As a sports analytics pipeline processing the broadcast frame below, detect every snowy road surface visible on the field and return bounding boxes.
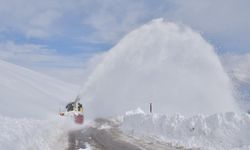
[67,118,192,150]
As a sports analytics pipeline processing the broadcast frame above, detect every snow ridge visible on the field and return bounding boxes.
[121,109,250,150]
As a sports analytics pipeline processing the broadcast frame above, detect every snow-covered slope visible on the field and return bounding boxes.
[122,109,250,150]
[0,59,79,119]
[0,59,81,150]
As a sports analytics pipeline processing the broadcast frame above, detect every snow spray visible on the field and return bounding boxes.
[80,18,238,118]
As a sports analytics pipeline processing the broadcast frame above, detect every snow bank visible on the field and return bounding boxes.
[121,109,250,150]
[81,18,238,118]
[0,115,68,150]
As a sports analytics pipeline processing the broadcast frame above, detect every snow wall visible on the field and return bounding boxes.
[81,18,238,118]
[121,109,250,150]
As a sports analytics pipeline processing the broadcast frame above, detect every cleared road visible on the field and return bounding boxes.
[66,118,193,150]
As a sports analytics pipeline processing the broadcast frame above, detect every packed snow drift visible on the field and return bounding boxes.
[81,18,238,118]
[121,109,250,150]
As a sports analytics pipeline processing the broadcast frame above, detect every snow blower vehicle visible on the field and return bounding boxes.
[59,96,84,124]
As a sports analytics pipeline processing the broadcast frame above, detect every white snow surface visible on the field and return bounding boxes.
[121,109,250,150]
[0,115,69,150]
[0,59,79,119]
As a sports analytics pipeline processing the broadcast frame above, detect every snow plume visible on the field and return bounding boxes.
[81,18,238,118]
[220,53,250,112]
[121,110,250,150]
[221,53,250,83]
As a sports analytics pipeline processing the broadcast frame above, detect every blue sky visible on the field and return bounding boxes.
[0,0,249,83]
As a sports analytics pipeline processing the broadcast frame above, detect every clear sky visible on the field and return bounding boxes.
[0,0,249,83]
